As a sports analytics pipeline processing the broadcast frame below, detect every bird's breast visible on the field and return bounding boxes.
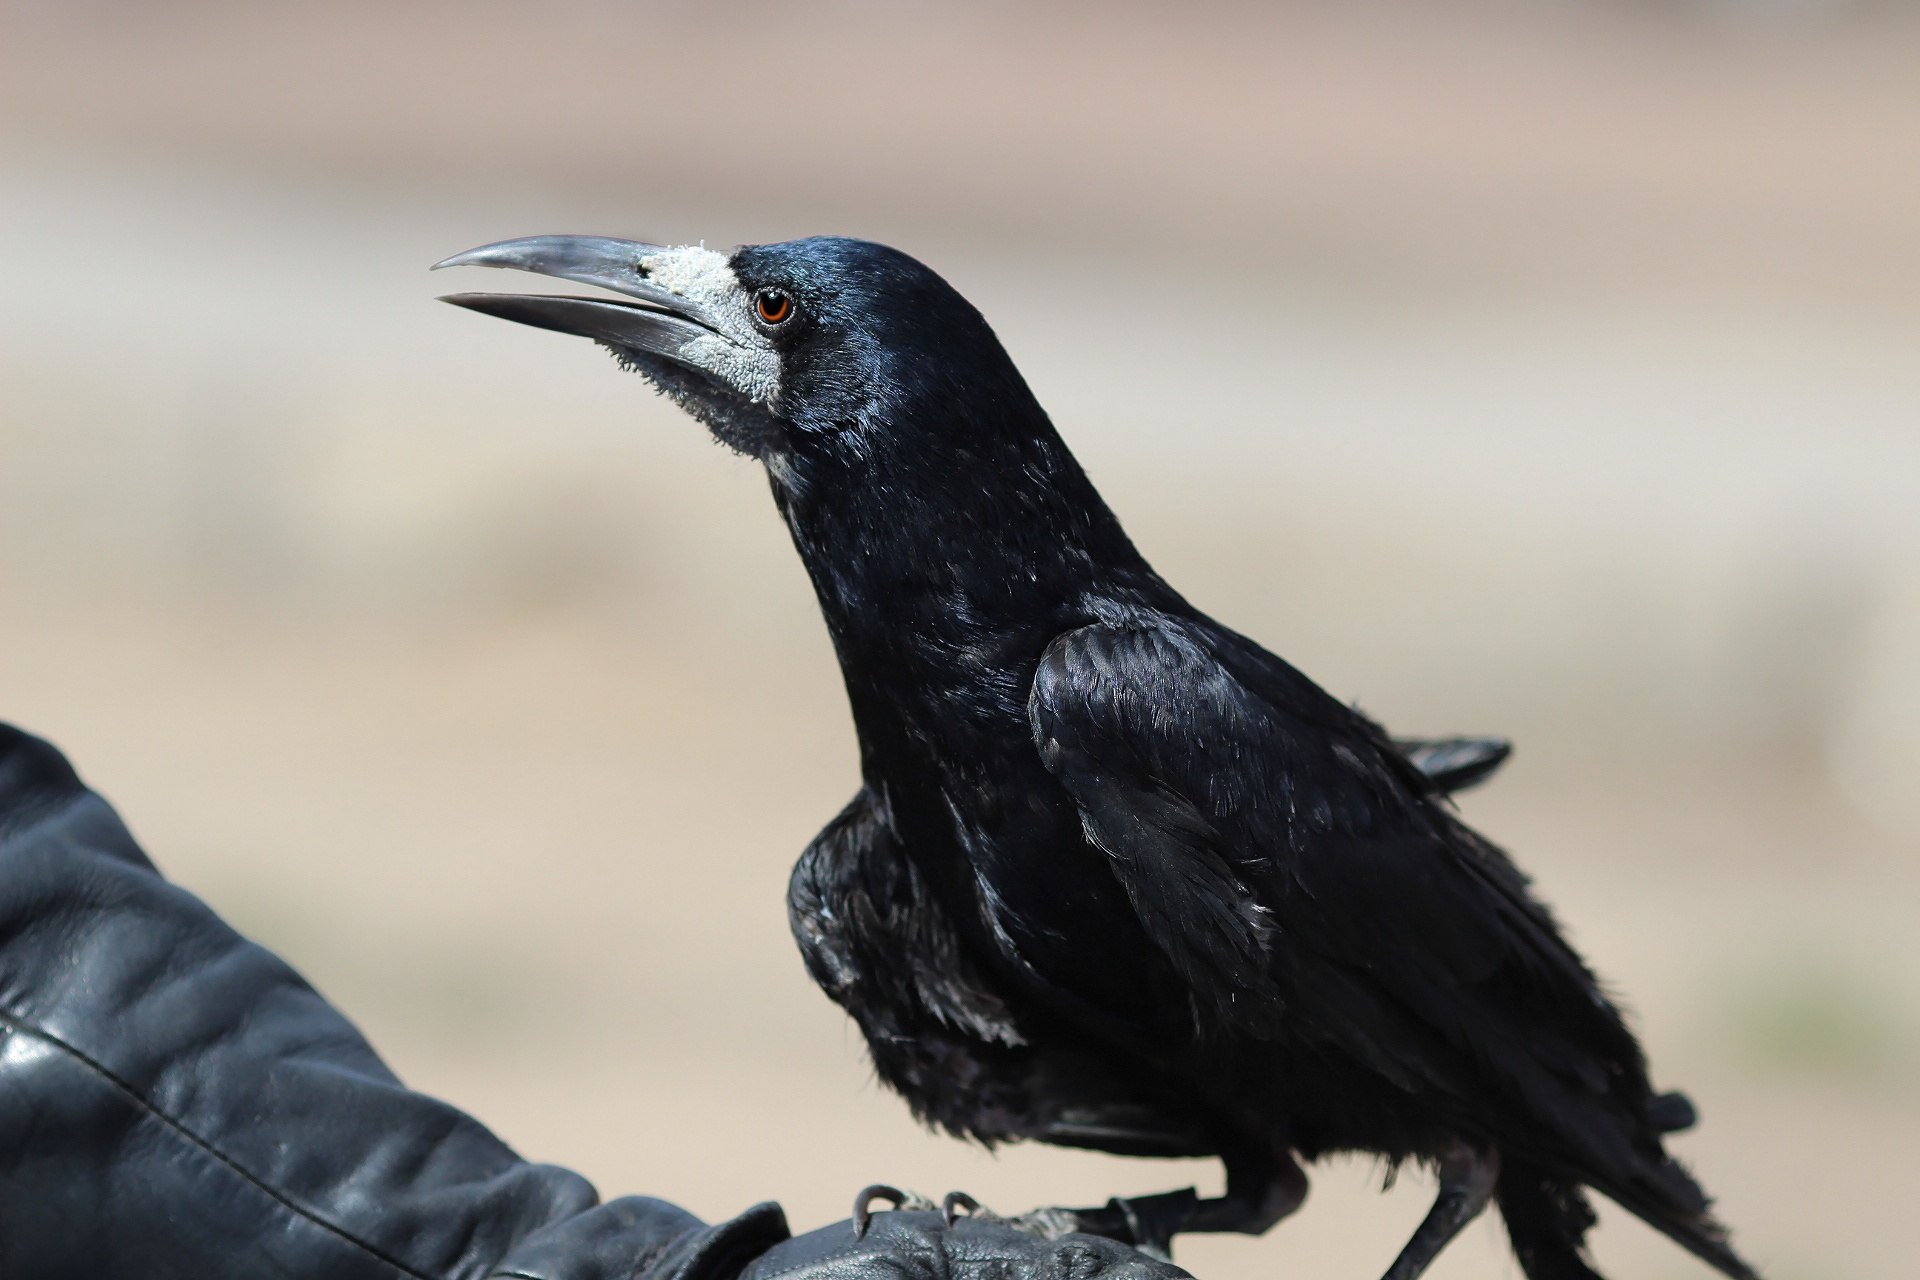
[896,766,1179,1042]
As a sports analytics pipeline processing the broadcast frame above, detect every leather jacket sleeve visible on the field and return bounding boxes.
[0,723,789,1280]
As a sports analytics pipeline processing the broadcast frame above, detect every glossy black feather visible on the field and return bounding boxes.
[789,788,1217,1157]
[1027,621,1683,1180]
[570,236,1750,1280]
[1395,736,1511,793]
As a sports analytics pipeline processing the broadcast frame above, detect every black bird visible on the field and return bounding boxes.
[435,235,1754,1280]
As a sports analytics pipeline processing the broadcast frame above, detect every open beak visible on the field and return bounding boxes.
[433,235,720,361]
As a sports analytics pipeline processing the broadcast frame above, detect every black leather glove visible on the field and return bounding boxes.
[0,723,1189,1280]
[743,1212,1185,1280]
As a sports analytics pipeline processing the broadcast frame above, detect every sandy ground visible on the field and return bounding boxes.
[3,4,1916,1278]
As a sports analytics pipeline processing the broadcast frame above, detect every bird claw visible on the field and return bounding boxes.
[942,1189,993,1228]
[852,1184,936,1239]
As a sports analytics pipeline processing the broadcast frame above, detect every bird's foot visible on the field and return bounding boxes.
[857,1185,1195,1260]
[852,1184,938,1239]
[1067,1190,1198,1261]
[939,1192,1079,1243]
[1103,1189,1199,1261]
[999,1189,1198,1261]
[1002,1206,1085,1242]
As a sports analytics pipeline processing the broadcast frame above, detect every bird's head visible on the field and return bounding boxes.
[435,235,1041,472]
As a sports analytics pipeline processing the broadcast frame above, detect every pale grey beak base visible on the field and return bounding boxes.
[435,233,784,423]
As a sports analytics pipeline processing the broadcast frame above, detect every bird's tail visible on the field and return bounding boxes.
[1496,1154,1760,1280]
[1495,1160,1606,1280]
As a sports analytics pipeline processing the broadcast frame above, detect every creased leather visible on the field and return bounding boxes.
[0,723,788,1280]
[739,1212,1188,1280]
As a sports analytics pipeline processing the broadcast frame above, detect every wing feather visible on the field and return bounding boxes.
[1029,617,1654,1150]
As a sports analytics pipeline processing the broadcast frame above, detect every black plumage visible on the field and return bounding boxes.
[437,234,1756,1280]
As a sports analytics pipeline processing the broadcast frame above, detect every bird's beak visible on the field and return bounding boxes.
[433,235,720,361]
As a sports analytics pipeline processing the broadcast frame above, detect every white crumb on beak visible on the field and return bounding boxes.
[638,245,738,304]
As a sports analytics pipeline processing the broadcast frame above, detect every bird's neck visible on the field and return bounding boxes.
[769,417,1160,750]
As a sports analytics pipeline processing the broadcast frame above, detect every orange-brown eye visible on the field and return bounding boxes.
[755,289,792,325]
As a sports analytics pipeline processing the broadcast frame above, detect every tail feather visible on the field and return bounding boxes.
[1596,1158,1760,1280]
[1497,1155,1760,1280]
[1648,1090,1697,1134]
[1496,1159,1607,1280]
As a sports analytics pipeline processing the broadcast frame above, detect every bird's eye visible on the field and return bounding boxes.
[755,289,793,326]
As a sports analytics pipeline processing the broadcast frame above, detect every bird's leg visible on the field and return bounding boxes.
[1379,1143,1500,1280]
[1084,1189,1199,1261]
[1183,1144,1308,1236]
[1039,1145,1309,1258]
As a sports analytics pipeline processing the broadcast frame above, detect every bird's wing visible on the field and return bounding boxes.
[1029,620,1647,1113]
[1026,622,1293,1040]
[790,787,1218,1156]
[789,788,1023,1050]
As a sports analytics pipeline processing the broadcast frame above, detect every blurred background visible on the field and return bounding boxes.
[2,2,1914,1277]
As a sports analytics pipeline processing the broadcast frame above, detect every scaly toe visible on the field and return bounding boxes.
[1004,1207,1084,1240]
